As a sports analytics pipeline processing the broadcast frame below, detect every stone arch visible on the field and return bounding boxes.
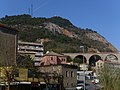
[105,54,118,61]
[74,55,87,64]
[89,55,102,66]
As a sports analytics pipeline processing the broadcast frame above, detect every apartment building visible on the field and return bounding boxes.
[18,41,44,66]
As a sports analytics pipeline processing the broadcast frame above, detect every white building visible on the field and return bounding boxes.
[79,64,88,71]
[77,71,93,81]
[18,41,44,66]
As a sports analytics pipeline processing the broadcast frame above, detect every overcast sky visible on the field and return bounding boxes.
[0,0,120,51]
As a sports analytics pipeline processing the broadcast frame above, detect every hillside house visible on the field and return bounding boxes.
[40,51,67,66]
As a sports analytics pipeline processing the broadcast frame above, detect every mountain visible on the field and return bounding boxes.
[0,14,118,53]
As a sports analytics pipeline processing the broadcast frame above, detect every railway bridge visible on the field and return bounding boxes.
[63,52,120,66]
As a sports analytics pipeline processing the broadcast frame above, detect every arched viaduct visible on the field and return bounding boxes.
[63,52,120,66]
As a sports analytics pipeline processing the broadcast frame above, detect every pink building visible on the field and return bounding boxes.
[40,51,67,66]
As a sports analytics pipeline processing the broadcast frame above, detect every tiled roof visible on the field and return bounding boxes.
[44,51,65,57]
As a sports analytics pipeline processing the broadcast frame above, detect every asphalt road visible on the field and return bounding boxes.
[85,80,101,90]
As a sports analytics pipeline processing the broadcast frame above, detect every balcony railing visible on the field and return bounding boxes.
[18,46,44,51]
[35,53,43,56]
[34,57,42,61]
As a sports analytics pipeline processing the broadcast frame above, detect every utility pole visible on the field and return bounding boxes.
[80,46,85,90]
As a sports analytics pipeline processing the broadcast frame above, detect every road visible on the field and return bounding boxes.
[85,80,101,90]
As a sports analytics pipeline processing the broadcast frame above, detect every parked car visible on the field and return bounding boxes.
[92,79,99,84]
[76,84,84,90]
[77,80,84,84]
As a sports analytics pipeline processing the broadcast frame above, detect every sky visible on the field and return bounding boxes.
[0,0,120,51]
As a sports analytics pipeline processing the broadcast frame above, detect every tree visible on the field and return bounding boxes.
[73,58,83,64]
[16,54,33,68]
[67,56,73,62]
[0,66,17,90]
[98,64,120,90]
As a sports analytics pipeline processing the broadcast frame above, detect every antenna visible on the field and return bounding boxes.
[28,8,30,15]
[31,4,33,17]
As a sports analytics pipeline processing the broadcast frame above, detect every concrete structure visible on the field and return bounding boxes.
[77,71,93,81]
[38,64,78,90]
[40,51,67,66]
[0,24,18,66]
[18,41,44,66]
[63,52,120,66]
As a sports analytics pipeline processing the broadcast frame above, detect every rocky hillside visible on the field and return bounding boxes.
[0,14,118,53]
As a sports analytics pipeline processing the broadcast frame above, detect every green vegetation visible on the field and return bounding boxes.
[73,58,83,64]
[0,14,116,53]
[48,16,73,28]
[1,14,46,25]
[98,64,120,90]
[66,56,73,62]
[16,54,33,68]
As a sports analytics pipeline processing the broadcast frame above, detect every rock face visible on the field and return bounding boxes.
[0,14,118,53]
[44,22,117,52]
[44,22,75,38]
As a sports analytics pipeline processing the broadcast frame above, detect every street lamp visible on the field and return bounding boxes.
[80,46,85,68]
[80,46,85,90]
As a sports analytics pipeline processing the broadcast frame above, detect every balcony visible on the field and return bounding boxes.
[34,57,42,61]
[34,62,40,66]
[18,46,44,51]
[35,52,43,56]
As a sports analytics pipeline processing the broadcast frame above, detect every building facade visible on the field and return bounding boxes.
[96,60,120,74]
[95,60,104,71]
[40,51,67,66]
[18,41,44,66]
[38,64,78,90]
[0,24,18,66]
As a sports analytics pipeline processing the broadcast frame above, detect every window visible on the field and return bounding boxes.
[71,83,74,86]
[66,71,69,77]
[71,71,74,77]
[97,66,99,69]
[66,83,69,86]
[66,71,68,77]
[28,69,33,78]
[51,57,53,60]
